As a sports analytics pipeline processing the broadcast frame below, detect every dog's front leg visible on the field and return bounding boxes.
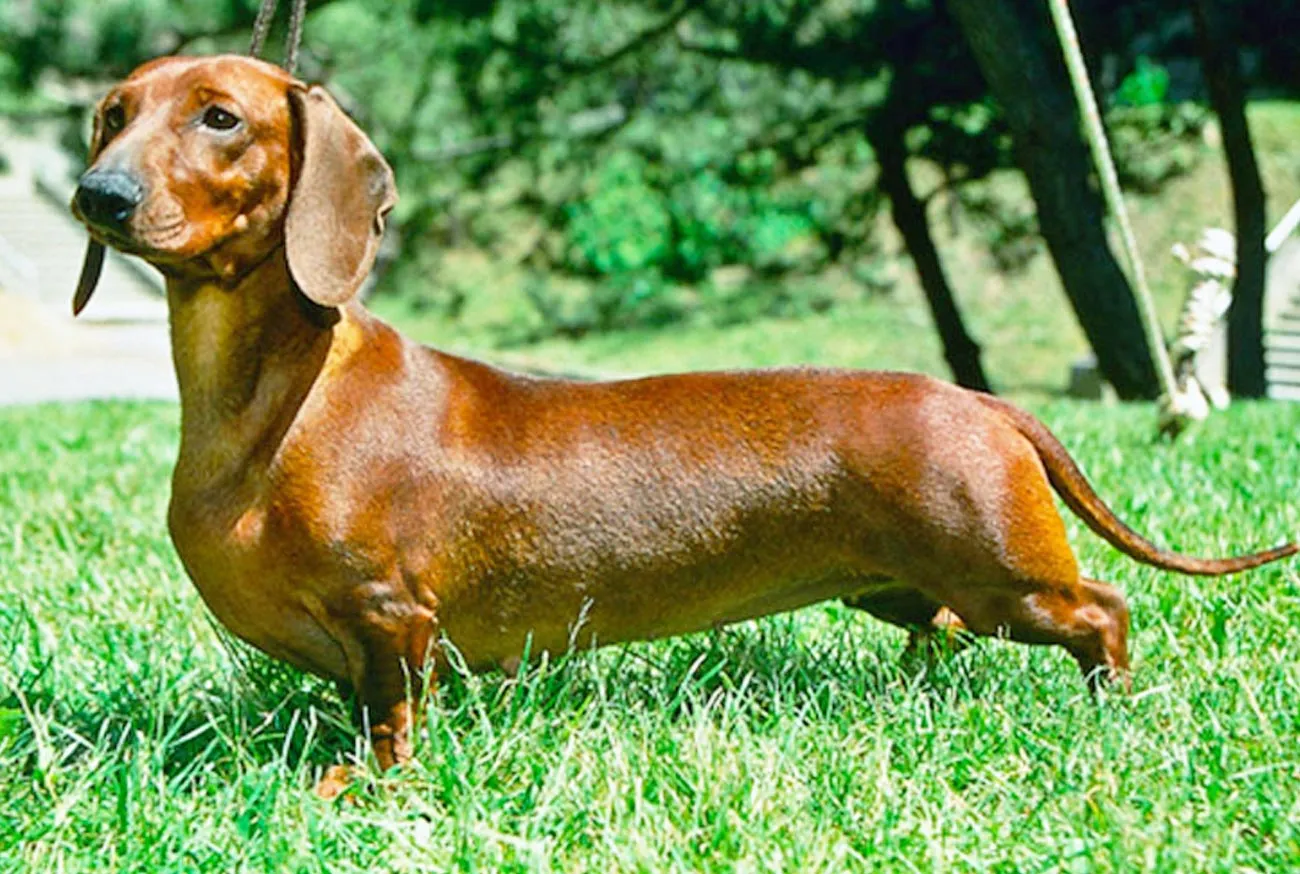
[359,604,441,765]
[316,593,439,799]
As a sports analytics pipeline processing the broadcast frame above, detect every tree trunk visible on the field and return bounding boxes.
[947,0,1161,399]
[1193,0,1268,398]
[870,119,992,392]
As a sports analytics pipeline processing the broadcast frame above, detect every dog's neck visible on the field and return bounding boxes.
[165,249,336,480]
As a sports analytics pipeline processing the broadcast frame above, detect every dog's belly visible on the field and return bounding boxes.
[415,430,914,669]
[431,543,895,670]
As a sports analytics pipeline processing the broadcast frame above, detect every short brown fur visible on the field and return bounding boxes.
[72,56,1296,797]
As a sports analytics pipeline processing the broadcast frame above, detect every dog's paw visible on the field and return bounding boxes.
[314,764,364,802]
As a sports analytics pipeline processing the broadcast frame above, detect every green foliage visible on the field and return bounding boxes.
[0,0,258,83]
[565,152,671,276]
[956,185,1042,274]
[333,0,1002,338]
[1109,103,1211,194]
[665,169,823,279]
[2,400,1299,870]
[0,0,1225,342]
[1114,55,1171,108]
[1102,53,1210,193]
[520,269,681,338]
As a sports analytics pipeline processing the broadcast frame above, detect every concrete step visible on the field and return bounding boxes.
[1266,332,1300,352]
[1266,347,1300,367]
[0,152,165,325]
[1267,382,1300,401]
[1265,364,1300,385]
[0,124,175,405]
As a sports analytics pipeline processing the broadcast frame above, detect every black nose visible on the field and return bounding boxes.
[74,169,144,227]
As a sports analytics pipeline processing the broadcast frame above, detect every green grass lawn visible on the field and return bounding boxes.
[1,399,1297,872]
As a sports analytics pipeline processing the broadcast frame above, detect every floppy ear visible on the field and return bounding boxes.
[73,100,111,317]
[286,85,397,308]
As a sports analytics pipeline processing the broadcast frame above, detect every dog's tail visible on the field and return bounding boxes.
[976,394,1297,576]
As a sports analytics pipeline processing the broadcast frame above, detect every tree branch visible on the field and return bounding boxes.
[412,102,630,162]
[494,0,698,77]
[674,34,744,63]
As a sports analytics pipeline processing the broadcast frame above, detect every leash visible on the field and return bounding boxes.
[1045,0,1176,406]
[248,0,308,74]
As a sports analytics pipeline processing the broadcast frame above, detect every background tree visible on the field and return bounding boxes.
[1,0,1287,397]
[668,0,998,389]
[948,0,1161,399]
[1192,0,1267,398]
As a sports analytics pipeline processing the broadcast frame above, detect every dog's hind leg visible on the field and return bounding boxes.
[1060,578,1131,690]
[941,575,1131,692]
[842,589,972,670]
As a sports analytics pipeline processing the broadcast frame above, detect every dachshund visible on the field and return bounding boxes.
[70,55,1296,797]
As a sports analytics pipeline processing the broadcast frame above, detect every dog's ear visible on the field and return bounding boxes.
[73,98,112,317]
[285,85,397,308]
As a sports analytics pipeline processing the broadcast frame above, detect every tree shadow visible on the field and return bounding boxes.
[989,380,1074,401]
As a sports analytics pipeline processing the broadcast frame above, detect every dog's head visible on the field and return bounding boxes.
[71,54,396,314]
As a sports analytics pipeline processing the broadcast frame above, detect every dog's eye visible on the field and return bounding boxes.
[103,104,126,134]
[201,106,240,131]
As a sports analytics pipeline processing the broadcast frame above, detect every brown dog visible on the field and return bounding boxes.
[72,55,1295,794]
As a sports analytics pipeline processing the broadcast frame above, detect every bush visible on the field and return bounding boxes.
[548,150,834,334]
[1105,56,1208,194]
[564,152,670,276]
[1114,55,1171,108]
[1109,103,1210,194]
[521,269,685,338]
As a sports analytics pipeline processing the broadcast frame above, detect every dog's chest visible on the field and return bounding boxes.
[168,490,349,679]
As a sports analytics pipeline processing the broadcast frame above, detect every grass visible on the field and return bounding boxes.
[1,399,1297,872]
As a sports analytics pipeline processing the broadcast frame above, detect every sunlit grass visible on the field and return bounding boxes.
[1,400,1298,871]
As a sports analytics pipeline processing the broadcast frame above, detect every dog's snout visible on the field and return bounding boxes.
[74,169,144,227]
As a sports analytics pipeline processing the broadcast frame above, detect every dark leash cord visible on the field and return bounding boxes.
[248,0,308,74]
